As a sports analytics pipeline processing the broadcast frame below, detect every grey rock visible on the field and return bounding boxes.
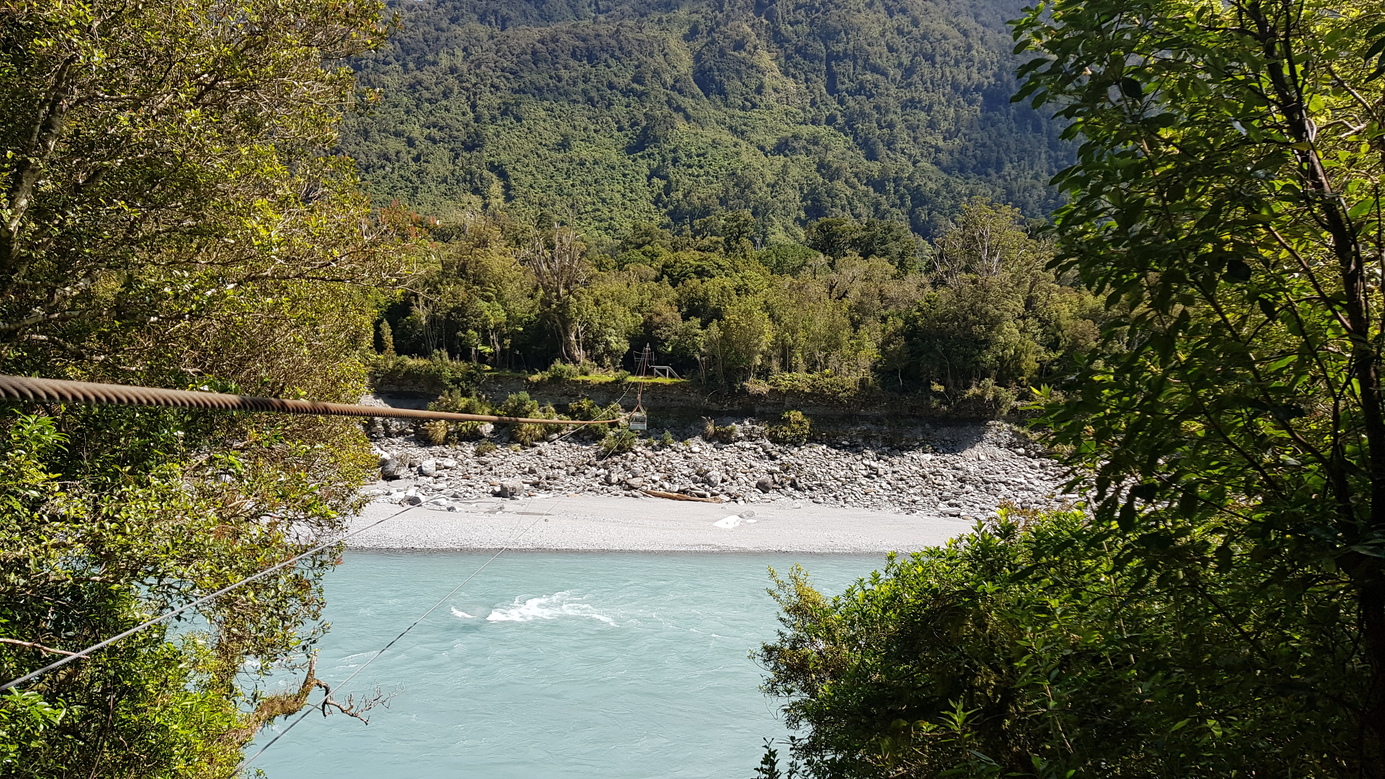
[704,470,723,487]
[624,476,646,489]
[418,459,438,477]
[403,495,424,506]
[756,476,775,492]
[498,481,525,499]
[381,456,410,481]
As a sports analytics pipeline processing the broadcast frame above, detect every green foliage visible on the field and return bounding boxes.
[380,206,1098,415]
[702,419,742,443]
[342,0,1073,242]
[759,510,1360,776]
[598,427,642,456]
[475,440,499,456]
[766,411,812,445]
[970,0,1385,765]
[0,0,402,771]
[371,354,488,395]
[420,420,450,446]
[534,361,585,383]
[430,390,494,416]
[758,373,861,400]
[496,392,562,446]
[884,200,1099,394]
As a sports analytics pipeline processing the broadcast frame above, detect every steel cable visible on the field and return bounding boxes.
[0,375,622,426]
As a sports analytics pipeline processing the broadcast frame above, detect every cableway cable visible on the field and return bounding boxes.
[0,374,624,427]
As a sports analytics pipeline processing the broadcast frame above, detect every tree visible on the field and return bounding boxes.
[0,0,404,773]
[1013,0,1385,764]
[0,0,395,376]
[522,224,591,364]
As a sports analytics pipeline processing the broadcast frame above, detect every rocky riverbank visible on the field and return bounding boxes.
[364,419,1077,523]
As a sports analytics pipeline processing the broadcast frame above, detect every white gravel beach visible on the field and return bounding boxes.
[346,492,978,553]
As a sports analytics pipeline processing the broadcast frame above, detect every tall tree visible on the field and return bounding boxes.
[1016,0,1385,761]
[0,0,405,774]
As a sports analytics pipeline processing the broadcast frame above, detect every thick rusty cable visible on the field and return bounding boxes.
[0,375,621,426]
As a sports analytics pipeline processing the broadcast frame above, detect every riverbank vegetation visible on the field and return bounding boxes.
[376,198,1103,415]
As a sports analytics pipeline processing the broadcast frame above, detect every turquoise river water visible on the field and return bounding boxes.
[249,551,885,778]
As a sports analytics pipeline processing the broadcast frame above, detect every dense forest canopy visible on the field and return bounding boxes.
[341,0,1071,242]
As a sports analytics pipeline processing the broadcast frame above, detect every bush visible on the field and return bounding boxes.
[474,440,497,456]
[419,420,449,446]
[763,371,865,399]
[369,353,485,394]
[702,418,741,443]
[566,398,625,441]
[498,394,564,446]
[766,410,812,445]
[599,427,641,456]
[498,392,540,419]
[532,361,582,383]
[424,391,497,443]
[757,509,1358,777]
[948,379,1018,419]
[430,390,493,416]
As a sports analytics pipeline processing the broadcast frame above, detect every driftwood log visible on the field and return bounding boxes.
[641,490,722,504]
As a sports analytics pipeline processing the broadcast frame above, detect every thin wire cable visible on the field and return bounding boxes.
[0,506,415,692]
[236,505,555,772]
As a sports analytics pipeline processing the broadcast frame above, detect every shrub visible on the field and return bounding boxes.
[369,353,485,394]
[566,398,625,441]
[762,371,864,399]
[658,429,676,447]
[419,420,449,446]
[498,392,540,419]
[430,390,493,416]
[702,418,741,443]
[474,440,497,456]
[757,509,1358,777]
[532,361,582,383]
[599,427,641,456]
[766,410,812,445]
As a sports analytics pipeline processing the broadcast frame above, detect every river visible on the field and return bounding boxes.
[249,550,884,777]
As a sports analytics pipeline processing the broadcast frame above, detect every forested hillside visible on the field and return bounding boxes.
[342,0,1069,241]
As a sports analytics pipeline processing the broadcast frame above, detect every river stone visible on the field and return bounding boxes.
[381,456,409,481]
[418,459,438,477]
[497,481,525,499]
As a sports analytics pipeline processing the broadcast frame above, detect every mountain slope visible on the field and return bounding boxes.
[342,0,1069,241]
